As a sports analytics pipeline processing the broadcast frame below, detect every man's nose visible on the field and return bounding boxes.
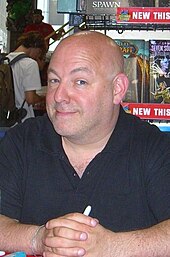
[54,83,70,103]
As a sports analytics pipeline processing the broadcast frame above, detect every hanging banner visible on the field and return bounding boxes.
[122,103,170,120]
[117,7,170,23]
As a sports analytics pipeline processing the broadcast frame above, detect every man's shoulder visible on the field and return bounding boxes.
[41,22,54,32]
[7,114,57,140]
[19,114,49,131]
[7,52,36,68]
[41,21,53,28]
[7,52,30,61]
[5,115,49,142]
[24,23,37,32]
[118,108,167,142]
[7,52,24,59]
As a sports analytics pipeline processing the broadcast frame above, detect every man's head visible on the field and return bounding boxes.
[46,31,128,143]
[16,31,46,60]
[32,9,44,24]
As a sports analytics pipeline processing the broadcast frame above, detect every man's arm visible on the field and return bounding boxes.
[0,215,44,255]
[0,213,97,256]
[44,215,170,257]
[25,90,45,106]
[105,219,170,257]
[1,213,170,257]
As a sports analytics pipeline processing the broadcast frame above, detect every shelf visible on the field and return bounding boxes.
[85,19,170,32]
[70,14,170,32]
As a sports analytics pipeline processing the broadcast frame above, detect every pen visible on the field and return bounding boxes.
[83,205,92,216]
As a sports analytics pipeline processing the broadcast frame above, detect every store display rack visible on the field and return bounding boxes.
[83,15,170,32]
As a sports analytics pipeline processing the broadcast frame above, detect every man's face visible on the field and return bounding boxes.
[46,39,116,143]
[32,14,42,24]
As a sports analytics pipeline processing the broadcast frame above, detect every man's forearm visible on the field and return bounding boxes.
[0,215,44,255]
[108,219,170,257]
[1,214,170,257]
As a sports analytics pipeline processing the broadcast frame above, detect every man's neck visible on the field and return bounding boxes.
[62,130,113,177]
[14,46,27,54]
[61,105,120,177]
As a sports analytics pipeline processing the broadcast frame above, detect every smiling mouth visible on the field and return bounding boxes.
[56,110,76,116]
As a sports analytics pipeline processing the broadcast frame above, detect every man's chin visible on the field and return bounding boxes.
[53,124,71,136]
[53,125,78,138]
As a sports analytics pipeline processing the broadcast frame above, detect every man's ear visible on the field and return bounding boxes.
[112,73,129,105]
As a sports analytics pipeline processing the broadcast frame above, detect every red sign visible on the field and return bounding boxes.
[122,103,170,120]
[117,7,170,23]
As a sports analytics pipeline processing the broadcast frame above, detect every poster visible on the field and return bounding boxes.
[149,40,170,103]
[115,39,149,102]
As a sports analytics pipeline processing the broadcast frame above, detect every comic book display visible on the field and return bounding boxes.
[115,39,149,103]
[119,39,170,105]
[149,40,170,104]
[119,39,170,121]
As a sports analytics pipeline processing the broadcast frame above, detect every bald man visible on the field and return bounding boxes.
[0,31,170,257]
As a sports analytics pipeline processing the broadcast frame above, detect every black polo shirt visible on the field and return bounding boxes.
[0,108,170,232]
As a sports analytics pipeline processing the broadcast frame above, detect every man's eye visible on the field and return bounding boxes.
[76,80,87,86]
[49,78,59,84]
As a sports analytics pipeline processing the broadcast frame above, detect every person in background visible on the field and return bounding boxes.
[24,9,65,88]
[0,31,170,257]
[24,9,65,50]
[7,31,46,122]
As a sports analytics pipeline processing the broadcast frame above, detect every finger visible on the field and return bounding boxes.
[46,227,88,242]
[43,247,86,257]
[46,213,98,230]
[66,213,98,227]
